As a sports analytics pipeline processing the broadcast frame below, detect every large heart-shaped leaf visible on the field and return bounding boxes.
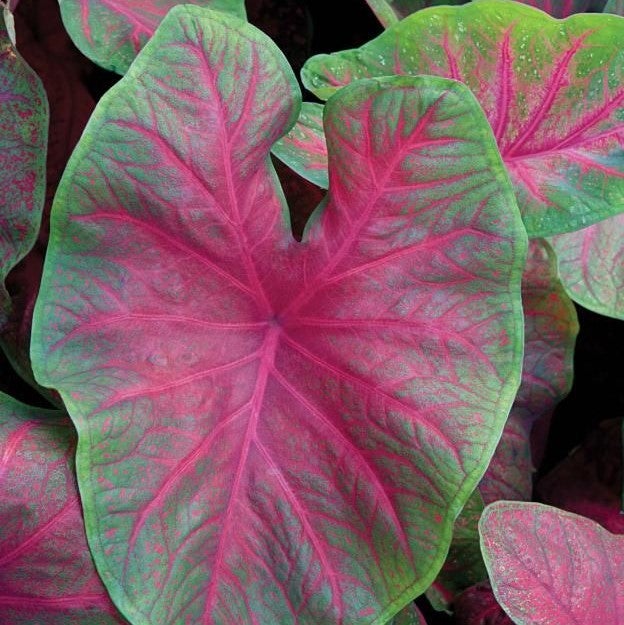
[0,392,127,624]
[549,213,624,319]
[0,9,47,328]
[32,7,526,624]
[301,1,624,237]
[480,501,624,625]
[479,239,578,503]
[59,0,246,74]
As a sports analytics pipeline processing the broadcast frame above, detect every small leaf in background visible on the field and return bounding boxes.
[453,582,513,625]
[512,0,600,17]
[272,102,329,189]
[0,7,47,329]
[0,393,127,624]
[31,6,527,624]
[302,1,624,238]
[480,501,624,625]
[536,418,624,534]
[58,0,246,74]
[363,0,466,28]
[480,240,579,503]
[390,601,428,624]
[604,0,624,14]
[549,213,624,320]
[427,490,487,611]
[0,0,94,404]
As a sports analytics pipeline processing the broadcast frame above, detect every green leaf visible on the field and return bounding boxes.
[549,214,624,319]
[0,393,127,624]
[272,102,329,189]
[59,0,246,74]
[0,9,47,329]
[302,0,624,237]
[31,6,527,624]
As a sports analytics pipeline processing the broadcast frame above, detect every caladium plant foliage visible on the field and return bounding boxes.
[549,213,624,320]
[301,1,624,238]
[0,392,127,624]
[0,8,47,329]
[480,501,624,624]
[30,5,528,624]
[58,0,246,74]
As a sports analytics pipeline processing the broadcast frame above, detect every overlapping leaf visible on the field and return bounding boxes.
[390,602,428,624]
[480,502,624,624]
[272,102,328,189]
[604,0,624,14]
[0,10,47,329]
[59,0,246,73]
[32,7,526,624]
[0,392,127,624]
[427,489,487,610]
[479,240,578,503]
[301,0,624,237]
[549,213,624,319]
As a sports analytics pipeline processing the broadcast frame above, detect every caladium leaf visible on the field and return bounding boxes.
[604,0,624,14]
[363,0,466,28]
[272,102,329,189]
[479,240,578,503]
[32,6,527,624]
[549,213,624,320]
[480,501,624,625]
[58,0,246,74]
[301,1,624,237]
[0,392,127,624]
[0,9,47,329]
[390,602,428,624]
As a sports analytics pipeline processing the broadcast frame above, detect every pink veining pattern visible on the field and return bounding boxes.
[60,0,245,73]
[480,502,624,625]
[549,212,624,319]
[0,394,126,624]
[0,12,47,326]
[479,240,578,503]
[32,8,525,625]
[301,1,624,236]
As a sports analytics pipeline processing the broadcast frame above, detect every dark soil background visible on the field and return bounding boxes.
[2,0,623,622]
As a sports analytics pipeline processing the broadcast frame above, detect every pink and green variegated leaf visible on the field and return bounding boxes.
[272,102,329,189]
[549,213,624,319]
[479,240,578,503]
[302,1,624,238]
[0,10,47,328]
[604,0,624,14]
[390,602,428,624]
[0,392,127,624]
[512,0,597,18]
[31,6,526,624]
[426,489,487,611]
[363,0,465,28]
[59,0,246,74]
[480,502,624,625]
